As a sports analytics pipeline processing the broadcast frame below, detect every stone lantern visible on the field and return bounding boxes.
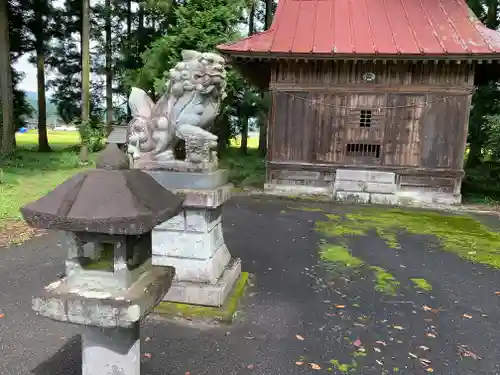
[21,144,184,375]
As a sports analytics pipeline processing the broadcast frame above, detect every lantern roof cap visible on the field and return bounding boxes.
[21,144,183,235]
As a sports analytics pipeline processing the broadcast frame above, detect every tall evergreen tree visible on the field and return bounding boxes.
[0,0,15,155]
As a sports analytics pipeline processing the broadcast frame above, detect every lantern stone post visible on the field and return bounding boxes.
[21,144,184,375]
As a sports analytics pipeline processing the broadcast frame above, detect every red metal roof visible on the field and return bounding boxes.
[218,0,500,57]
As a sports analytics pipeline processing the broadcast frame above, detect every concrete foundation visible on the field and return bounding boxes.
[147,169,241,307]
[265,169,461,207]
[82,323,140,375]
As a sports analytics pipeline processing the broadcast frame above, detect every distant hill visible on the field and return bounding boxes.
[25,91,59,120]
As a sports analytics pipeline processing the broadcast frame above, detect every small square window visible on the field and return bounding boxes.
[360,110,372,127]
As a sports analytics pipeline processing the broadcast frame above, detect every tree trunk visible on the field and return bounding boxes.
[486,0,499,28]
[126,0,132,119]
[35,0,50,152]
[248,0,256,35]
[80,0,90,162]
[240,115,249,155]
[81,0,90,123]
[105,0,113,135]
[0,0,14,155]
[36,48,51,152]
[264,0,273,29]
[258,0,274,157]
[466,142,483,168]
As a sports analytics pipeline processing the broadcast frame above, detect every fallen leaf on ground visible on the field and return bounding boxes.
[335,304,345,309]
[495,291,500,295]
[243,336,254,340]
[425,333,437,338]
[310,363,321,370]
[325,313,337,317]
[185,372,190,375]
[296,334,305,341]
[247,364,255,369]
[419,345,430,351]
[375,340,387,346]
[144,337,151,342]
[426,368,434,372]
[143,353,152,359]
[409,352,418,359]
[422,305,432,312]
[295,362,304,366]
[353,338,362,347]
[0,313,4,318]
[353,322,366,328]
[419,358,431,365]
[374,347,381,353]
[457,345,481,360]
[376,360,383,366]
[463,313,473,319]
[393,325,404,331]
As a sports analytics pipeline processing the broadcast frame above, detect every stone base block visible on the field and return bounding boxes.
[336,169,396,183]
[153,244,231,283]
[155,272,249,323]
[370,193,400,205]
[134,159,219,173]
[334,191,371,204]
[264,183,332,196]
[32,267,175,328]
[395,191,461,206]
[145,169,228,190]
[82,323,140,375]
[334,180,396,194]
[162,258,242,307]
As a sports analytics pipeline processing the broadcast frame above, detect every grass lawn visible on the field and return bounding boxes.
[0,130,264,246]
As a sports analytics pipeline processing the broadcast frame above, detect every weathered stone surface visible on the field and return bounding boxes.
[334,180,396,194]
[95,143,130,170]
[370,193,399,205]
[146,169,228,190]
[264,183,332,196]
[152,223,224,260]
[153,243,231,284]
[181,184,233,208]
[335,169,395,184]
[126,50,227,165]
[20,145,184,235]
[279,170,320,181]
[162,258,242,307]
[334,191,371,204]
[82,323,140,375]
[32,266,175,328]
[135,158,219,173]
[395,190,461,206]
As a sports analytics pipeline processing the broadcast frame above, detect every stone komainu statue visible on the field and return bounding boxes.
[126,50,227,165]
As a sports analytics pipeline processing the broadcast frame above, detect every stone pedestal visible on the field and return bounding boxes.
[147,169,241,307]
[82,324,140,375]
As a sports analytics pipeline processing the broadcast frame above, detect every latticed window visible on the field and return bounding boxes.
[346,143,381,158]
[359,110,372,127]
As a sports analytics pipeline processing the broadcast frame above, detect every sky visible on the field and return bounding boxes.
[14,54,39,94]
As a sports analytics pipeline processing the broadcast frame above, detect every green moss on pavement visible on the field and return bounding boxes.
[410,278,432,292]
[315,207,500,269]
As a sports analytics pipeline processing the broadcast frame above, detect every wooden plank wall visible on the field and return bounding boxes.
[268,60,474,171]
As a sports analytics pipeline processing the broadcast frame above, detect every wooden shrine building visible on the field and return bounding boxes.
[218,0,500,205]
